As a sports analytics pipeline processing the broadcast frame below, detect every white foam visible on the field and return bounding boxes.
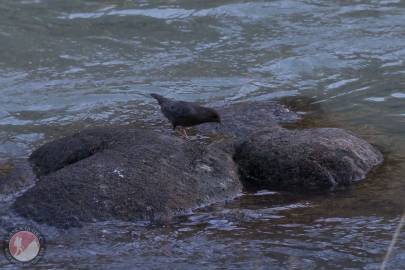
[326,78,358,90]
[365,97,385,102]
[391,92,405,98]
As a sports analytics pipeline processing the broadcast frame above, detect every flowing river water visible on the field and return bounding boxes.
[1,0,405,269]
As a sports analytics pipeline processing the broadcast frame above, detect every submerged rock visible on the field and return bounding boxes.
[0,158,36,201]
[14,128,241,228]
[234,127,383,191]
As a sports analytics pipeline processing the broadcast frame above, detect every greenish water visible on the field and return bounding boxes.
[1,0,405,269]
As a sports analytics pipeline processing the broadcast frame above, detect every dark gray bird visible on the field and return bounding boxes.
[151,93,221,137]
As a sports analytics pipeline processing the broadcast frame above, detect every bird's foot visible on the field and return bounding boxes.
[176,127,189,139]
[182,128,189,139]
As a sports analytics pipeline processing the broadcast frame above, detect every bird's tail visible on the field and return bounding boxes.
[150,93,167,105]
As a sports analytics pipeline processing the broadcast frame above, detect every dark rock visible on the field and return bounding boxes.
[29,128,117,176]
[195,101,299,139]
[14,128,241,228]
[0,158,36,201]
[12,100,384,228]
[234,127,383,191]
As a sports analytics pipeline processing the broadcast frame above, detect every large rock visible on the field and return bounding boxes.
[234,127,383,191]
[14,128,241,228]
[196,101,299,139]
[11,100,384,228]
[29,128,117,176]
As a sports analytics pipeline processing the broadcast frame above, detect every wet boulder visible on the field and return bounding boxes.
[29,128,117,176]
[12,100,384,227]
[195,101,299,139]
[13,128,241,228]
[234,127,383,191]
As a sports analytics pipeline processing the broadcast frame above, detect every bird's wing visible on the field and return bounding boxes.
[161,101,196,125]
[164,101,193,118]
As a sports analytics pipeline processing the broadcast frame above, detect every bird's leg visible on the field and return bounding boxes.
[174,126,189,139]
[180,127,189,139]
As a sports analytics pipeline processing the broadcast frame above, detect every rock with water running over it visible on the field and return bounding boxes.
[13,128,241,228]
[234,127,383,191]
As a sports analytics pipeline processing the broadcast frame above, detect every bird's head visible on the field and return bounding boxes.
[210,109,221,123]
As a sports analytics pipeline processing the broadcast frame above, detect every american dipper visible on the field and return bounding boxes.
[151,93,221,137]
